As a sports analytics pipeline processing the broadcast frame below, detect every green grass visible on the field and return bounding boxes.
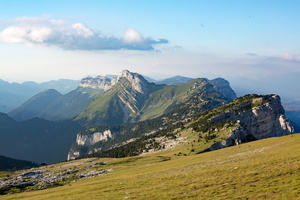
[1,133,299,199]
[140,79,208,121]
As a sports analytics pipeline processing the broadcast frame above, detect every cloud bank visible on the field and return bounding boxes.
[0,17,168,51]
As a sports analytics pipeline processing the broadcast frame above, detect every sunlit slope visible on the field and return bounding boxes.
[76,78,227,127]
[3,133,299,200]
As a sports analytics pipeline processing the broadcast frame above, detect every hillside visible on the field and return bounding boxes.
[1,133,299,199]
[8,87,104,121]
[8,89,62,121]
[0,115,83,164]
[68,78,231,159]
[69,94,293,160]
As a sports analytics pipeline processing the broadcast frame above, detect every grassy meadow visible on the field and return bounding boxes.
[1,133,299,200]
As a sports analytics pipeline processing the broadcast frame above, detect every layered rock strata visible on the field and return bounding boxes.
[209,95,294,150]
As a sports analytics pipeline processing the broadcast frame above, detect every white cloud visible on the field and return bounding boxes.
[123,28,143,43]
[0,16,168,50]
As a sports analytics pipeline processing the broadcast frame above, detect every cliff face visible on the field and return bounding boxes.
[67,130,117,160]
[208,78,237,101]
[79,70,148,94]
[76,130,114,146]
[79,75,118,90]
[117,70,150,115]
[209,95,294,150]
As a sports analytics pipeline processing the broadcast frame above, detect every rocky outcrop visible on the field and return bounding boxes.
[76,130,114,146]
[209,95,294,151]
[117,70,150,114]
[0,160,110,195]
[79,70,148,94]
[79,70,150,116]
[208,78,237,101]
[68,130,117,160]
[120,70,149,94]
[79,75,118,90]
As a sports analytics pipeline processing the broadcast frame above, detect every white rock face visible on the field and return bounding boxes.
[209,95,294,151]
[79,76,117,90]
[117,70,149,115]
[68,130,115,160]
[120,69,148,94]
[79,70,148,94]
[77,130,113,146]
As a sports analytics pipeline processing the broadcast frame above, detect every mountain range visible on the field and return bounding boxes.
[0,70,296,166]
[0,79,80,113]
[8,87,104,122]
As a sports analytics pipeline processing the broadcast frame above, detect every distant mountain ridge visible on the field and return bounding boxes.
[0,79,79,113]
[154,75,194,85]
[0,70,296,166]
[1,70,237,163]
[8,70,236,125]
[8,89,62,121]
[75,70,235,127]
[8,87,104,121]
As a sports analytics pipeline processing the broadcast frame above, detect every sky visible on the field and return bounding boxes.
[0,0,300,100]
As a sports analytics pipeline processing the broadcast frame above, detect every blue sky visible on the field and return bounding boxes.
[0,0,300,99]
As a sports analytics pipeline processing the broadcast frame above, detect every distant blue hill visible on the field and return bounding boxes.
[0,79,80,113]
[154,75,194,85]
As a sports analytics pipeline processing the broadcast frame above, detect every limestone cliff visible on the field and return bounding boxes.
[208,95,294,150]
[117,70,150,114]
[67,130,117,160]
[79,75,118,90]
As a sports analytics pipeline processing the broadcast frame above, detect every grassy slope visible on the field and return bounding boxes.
[2,133,299,200]
[75,83,121,124]
[139,80,196,120]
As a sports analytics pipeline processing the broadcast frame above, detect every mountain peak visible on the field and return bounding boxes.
[120,69,136,80]
[208,78,237,101]
[119,69,149,94]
